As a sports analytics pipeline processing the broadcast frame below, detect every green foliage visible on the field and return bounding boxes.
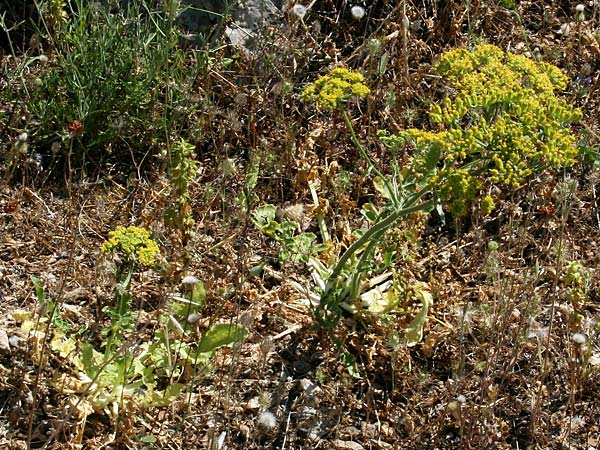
[164,139,198,239]
[197,324,248,353]
[39,0,69,28]
[563,262,593,329]
[301,44,583,351]
[101,226,160,356]
[20,271,246,419]
[252,204,327,264]
[11,0,206,173]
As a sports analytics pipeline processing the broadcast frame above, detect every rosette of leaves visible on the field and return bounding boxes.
[381,44,583,215]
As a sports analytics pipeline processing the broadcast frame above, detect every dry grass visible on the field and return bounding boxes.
[1,0,600,449]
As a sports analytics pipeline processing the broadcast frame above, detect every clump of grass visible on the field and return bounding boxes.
[4,0,208,178]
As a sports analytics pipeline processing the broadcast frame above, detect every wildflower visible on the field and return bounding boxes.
[66,120,84,137]
[102,226,160,266]
[291,4,308,19]
[302,67,370,110]
[480,195,495,215]
[351,6,366,19]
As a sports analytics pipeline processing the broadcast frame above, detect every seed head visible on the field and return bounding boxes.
[291,4,307,19]
[256,411,277,433]
[182,275,200,286]
[575,4,585,21]
[351,6,366,19]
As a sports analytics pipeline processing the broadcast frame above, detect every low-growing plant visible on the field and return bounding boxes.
[252,204,328,264]
[6,0,207,176]
[301,44,582,343]
[18,226,246,438]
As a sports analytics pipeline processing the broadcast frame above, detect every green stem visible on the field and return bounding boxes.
[322,197,437,302]
[308,179,331,243]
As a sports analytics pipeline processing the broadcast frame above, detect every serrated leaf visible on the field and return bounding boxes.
[197,324,247,354]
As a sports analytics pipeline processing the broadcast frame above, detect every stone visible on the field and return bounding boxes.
[0,329,10,354]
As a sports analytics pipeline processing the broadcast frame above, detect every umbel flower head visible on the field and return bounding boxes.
[381,44,582,215]
[102,226,160,266]
[302,67,371,110]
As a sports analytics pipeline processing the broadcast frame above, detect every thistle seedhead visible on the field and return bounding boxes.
[351,6,366,20]
[382,44,582,215]
[291,4,308,19]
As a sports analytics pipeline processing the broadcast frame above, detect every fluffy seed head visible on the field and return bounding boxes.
[291,4,307,19]
[351,6,365,19]
[182,275,200,286]
[256,411,277,433]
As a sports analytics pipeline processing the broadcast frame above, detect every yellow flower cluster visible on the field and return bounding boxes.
[383,44,582,214]
[302,67,371,110]
[102,226,160,266]
[436,169,482,216]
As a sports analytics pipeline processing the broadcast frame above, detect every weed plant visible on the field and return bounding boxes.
[301,44,582,343]
[2,0,208,178]
[16,225,247,444]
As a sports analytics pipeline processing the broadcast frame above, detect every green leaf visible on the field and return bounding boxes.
[252,205,277,230]
[360,203,380,223]
[197,324,247,354]
[424,141,442,172]
[248,261,267,278]
[406,286,433,347]
[373,176,392,200]
[339,350,360,378]
[148,383,185,407]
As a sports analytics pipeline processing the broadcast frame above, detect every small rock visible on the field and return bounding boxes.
[332,440,365,450]
[0,329,10,353]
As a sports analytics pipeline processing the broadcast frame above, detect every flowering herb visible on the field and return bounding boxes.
[382,44,582,214]
[302,67,371,110]
[102,225,160,266]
